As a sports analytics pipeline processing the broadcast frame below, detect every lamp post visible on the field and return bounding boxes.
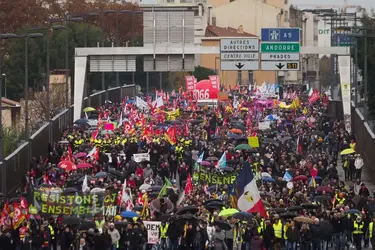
[49,16,84,108]
[29,25,66,120]
[1,73,6,98]
[0,33,44,139]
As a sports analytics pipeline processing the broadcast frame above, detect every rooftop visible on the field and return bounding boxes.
[2,97,21,108]
[205,25,257,37]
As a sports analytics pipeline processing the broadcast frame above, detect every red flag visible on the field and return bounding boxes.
[185,174,193,195]
[308,90,320,104]
[0,200,11,227]
[67,144,73,161]
[12,202,26,229]
[91,130,99,142]
[184,124,189,137]
[165,127,177,145]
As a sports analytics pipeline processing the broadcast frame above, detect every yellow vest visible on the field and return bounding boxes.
[95,220,105,229]
[273,221,283,239]
[48,225,55,240]
[370,222,374,238]
[160,224,169,238]
[284,225,288,240]
[234,226,245,242]
[353,221,364,234]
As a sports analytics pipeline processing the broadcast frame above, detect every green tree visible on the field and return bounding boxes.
[192,66,216,81]
[3,23,104,101]
[355,12,375,113]
[3,127,19,157]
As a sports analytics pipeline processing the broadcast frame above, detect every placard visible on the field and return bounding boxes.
[185,76,196,91]
[143,221,161,244]
[133,153,150,163]
[258,121,271,130]
[248,136,260,148]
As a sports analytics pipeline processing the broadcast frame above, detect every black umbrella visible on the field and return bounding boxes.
[62,187,78,194]
[314,196,332,202]
[115,222,127,229]
[79,221,96,231]
[287,206,303,212]
[301,203,320,209]
[190,119,203,125]
[108,168,124,177]
[232,123,246,130]
[61,216,82,225]
[267,208,287,213]
[74,118,89,125]
[175,206,199,215]
[222,167,234,172]
[203,199,223,206]
[227,159,237,164]
[233,212,253,222]
[213,220,232,231]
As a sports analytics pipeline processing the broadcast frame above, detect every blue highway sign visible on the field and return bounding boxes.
[261,28,300,42]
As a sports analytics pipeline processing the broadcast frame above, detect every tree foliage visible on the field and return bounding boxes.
[3,23,104,101]
[192,66,216,81]
[319,56,335,88]
[2,127,19,157]
[356,12,375,112]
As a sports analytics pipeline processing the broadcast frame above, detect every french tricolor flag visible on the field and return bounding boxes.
[234,162,267,218]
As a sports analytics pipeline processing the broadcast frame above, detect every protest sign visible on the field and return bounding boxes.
[143,221,161,244]
[133,153,150,163]
[193,169,237,185]
[33,190,118,216]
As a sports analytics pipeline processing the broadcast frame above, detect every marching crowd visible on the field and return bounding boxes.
[0,85,374,250]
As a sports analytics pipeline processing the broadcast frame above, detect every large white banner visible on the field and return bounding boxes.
[143,221,161,244]
[338,56,351,133]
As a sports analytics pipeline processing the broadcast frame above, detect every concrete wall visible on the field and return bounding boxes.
[211,0,284,37]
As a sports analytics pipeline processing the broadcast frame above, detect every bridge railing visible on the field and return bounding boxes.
[0,84,136,197]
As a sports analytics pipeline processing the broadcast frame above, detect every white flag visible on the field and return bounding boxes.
[82,175,89,192]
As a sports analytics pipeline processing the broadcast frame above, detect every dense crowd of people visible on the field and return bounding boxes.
[0,85,373,250]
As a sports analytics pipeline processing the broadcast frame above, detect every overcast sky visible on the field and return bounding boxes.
[290,0,374,11]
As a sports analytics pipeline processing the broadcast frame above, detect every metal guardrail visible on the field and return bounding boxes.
[351,101,375,181]
[0,85,136,197]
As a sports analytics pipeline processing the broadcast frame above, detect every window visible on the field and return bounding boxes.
[284,11,289,22]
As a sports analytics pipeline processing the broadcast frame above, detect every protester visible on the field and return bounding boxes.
[0,84,370,250]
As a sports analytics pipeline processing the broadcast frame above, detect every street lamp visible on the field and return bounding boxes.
[0,32,44,139]
[1,73,6,98]
[29,25,66,120]
[49,16,84,108]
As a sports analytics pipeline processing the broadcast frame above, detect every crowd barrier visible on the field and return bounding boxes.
[0,85,136,197]
[351,101,375,181]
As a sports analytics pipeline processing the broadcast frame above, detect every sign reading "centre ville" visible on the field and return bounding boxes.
[220,52,259,60]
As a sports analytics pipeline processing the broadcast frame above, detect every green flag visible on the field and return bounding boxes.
[157,177,173,198]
